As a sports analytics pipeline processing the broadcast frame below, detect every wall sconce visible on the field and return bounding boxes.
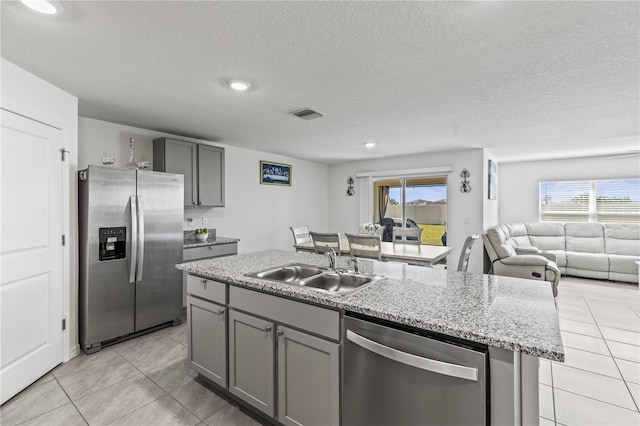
[460,169,471,193]
[347,177,355,196]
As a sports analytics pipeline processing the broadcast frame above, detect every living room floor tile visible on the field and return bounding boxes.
[628,382,640,411]
[607,341,640,363]
[599,326,640,346]
[557,311,596,324]
[552,364,636,410]
[554,389,640,425]
[539,384,554,420]
[539,417,555,426]
[560,331,609,355]
[596,316,640,333]
[557,347,621,379]
[616,358,640,384]
[539,360,552,386]
[558,318,601,337]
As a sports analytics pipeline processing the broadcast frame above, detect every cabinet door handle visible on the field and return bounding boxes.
[265,326,272,332]
[218,308,225,315]
[192,202,197,205]
[277,330,284,336]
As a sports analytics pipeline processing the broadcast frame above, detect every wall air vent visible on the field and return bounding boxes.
[290,108,324,120]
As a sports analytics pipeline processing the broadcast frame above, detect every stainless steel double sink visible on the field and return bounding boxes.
[246,263,384,296]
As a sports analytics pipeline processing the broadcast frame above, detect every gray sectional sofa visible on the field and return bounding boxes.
[483,223,639,295]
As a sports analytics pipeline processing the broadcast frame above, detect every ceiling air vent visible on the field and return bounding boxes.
[290,108,324,120]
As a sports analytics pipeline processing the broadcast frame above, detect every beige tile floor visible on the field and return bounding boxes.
[0,320,263,426]
[542,276,640,425]
[1,276,639,425]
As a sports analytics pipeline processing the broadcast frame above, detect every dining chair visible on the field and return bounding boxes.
[457,233,480,272]
[392,227,423,246]
[345,233,382,261]
[380,218,395,242]
[290,225,311,244]
[309,231,342,255]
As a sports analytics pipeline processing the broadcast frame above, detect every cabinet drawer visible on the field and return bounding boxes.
[187,275,226,304]
[229,286,340,341]
[183,243,237,261]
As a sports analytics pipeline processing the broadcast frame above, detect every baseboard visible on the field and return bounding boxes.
[69,343,80,360]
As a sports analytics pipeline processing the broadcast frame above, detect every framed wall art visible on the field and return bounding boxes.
[488,159,497,200]
[260,161,291,186]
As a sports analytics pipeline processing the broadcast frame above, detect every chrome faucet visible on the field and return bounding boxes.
[325,246,337,270]
[349,256,360,274]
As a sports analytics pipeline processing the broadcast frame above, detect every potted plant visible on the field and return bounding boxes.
[195,228,209,242]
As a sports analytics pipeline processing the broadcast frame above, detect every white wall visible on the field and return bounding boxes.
[78,117,329,253]
[1,58,79,359]
[499,156,640,224]
[328,149,487,272]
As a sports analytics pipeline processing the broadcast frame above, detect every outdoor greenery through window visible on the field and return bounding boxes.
[373,176,447,245]
[539,178,640,223]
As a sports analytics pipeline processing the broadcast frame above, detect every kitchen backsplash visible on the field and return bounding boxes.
[184,229,216,239]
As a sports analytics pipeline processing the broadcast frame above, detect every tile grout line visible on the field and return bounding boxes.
[130,341,222,424]
[52,374,90,426]
[54,351,143,403]
[71,353,167,425]
[549,358,557,424]
[582,287,640,413]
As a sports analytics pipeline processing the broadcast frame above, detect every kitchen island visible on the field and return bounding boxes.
[177,250,564,425]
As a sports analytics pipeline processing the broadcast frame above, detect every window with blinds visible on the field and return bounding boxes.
[539,178,640,223]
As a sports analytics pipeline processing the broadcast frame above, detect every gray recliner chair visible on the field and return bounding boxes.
[483,225,560,297]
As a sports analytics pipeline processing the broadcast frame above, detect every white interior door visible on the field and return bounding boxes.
[1,109,64,404]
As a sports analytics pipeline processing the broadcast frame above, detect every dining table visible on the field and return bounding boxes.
[293,238,453,267]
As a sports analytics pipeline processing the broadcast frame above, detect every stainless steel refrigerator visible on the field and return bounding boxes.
[79,165,184,354]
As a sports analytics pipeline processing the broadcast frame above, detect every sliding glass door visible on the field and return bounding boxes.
[373,176,447,245]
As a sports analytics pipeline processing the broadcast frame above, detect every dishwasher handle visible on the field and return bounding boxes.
[346,330,478,381]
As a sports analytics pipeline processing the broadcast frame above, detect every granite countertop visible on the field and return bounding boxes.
[183,236,240,249]
[176,250,564,361]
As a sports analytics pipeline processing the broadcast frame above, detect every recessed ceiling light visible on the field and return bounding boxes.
[365,142,376,148]
[229,80,251,92]
[21,0,64,14]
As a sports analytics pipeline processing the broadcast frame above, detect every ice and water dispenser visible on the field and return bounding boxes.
[99,227,126,261]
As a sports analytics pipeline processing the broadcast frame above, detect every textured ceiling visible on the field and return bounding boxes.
[1,1,638,164]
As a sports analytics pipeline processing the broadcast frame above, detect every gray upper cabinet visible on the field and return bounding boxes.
[153,137,225,207]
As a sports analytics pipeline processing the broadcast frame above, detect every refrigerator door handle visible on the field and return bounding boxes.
[137,196,144,281]
[129,195,137,283]
[346,330,478,381]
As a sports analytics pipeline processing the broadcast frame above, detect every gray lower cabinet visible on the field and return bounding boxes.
[277,325,339,426]
[228,309,275,417]
[187,295,227,388]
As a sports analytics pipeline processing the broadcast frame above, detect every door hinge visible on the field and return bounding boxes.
[60,148,69,161]
[62,318,66,330]
[62,234,66,246]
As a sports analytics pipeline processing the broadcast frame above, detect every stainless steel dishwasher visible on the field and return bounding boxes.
[343,315,489,426]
